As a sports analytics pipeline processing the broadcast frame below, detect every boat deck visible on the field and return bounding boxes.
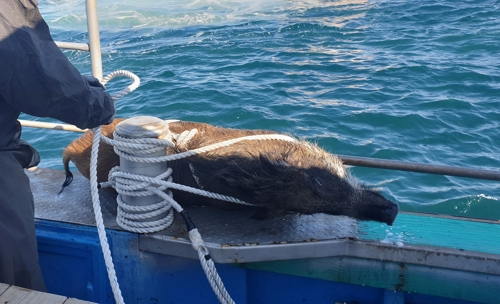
[0,283,95,304]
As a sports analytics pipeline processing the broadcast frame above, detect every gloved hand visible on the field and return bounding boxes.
[82,75,106,90]
[80,75,116,127]
[100,90,116,125]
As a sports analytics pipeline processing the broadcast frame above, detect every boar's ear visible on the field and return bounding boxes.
[259,154,290,175]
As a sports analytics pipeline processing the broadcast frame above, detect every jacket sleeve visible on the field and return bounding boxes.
[0,0,115,130]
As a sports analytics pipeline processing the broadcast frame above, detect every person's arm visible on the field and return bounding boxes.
[0,0,115,129]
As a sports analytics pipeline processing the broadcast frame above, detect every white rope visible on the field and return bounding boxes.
[90,126,124,304]
[101,69,141,101]
[99,132,297,165]
[175,129,199,148]
[190,229,235,304]
[159,134,297,162]
[89,70,140,304]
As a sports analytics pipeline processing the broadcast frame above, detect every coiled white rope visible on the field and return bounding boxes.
[89,70,140,304]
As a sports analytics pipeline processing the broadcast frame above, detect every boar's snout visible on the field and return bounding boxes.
[355,190,399,225]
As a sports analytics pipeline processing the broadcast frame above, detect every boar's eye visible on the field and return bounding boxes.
[314,176,323,187]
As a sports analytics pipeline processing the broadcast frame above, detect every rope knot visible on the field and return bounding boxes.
[174,129,199,149]
[189,228,209,255]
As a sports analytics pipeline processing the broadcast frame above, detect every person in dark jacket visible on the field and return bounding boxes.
[0,0,116,291]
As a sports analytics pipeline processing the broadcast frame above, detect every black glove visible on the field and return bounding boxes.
[100,90,116,125]
[78,75,116,128]
[83,75,106,90]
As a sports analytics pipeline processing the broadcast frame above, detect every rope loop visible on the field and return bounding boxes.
[101,69,141,101]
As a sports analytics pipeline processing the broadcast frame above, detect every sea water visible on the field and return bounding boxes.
[23,0,500,220]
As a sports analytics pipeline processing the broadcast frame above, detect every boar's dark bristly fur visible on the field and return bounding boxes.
[62,119,399,225]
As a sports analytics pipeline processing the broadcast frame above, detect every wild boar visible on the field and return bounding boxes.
[62,118,399,225]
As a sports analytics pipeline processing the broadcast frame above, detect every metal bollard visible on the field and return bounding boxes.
[114,116,170,225]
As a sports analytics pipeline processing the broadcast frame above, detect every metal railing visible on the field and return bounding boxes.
[19,119,86,132]
[341,155,500,181]
[19,118,500,182]
[54,0,102,79]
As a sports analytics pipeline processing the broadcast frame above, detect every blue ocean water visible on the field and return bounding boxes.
[24,0,500,220]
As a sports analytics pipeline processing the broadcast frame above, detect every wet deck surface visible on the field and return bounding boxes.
[0,283,96,304]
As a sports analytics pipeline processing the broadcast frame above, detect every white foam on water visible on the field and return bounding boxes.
[380,227,405,247]
[477,193,498,201]
[42,0,371,30]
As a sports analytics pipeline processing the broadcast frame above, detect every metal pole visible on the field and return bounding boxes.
[341,155,500,181]
[18,120,86,132]
[85,0,103,80]
[55,41,90,52]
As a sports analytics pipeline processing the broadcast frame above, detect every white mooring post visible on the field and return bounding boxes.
[114,116,170,225]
